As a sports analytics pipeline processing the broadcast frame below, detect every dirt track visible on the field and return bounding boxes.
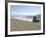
[10,19,41,31]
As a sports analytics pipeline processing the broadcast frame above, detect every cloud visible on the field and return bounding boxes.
[11,11,40,16]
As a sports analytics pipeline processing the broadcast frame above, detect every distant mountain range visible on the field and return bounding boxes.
[22,14,41,18]
[11,14,41,20]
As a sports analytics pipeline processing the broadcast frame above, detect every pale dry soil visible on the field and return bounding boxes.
[10,19,41,31]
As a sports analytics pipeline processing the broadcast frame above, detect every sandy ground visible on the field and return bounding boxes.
[10,18,41,31]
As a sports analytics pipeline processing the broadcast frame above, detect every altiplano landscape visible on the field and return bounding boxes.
[10,18,41,31]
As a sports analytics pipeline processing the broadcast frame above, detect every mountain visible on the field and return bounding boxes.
[11,14,41,20]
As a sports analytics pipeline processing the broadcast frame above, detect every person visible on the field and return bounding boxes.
[33,16,37,22]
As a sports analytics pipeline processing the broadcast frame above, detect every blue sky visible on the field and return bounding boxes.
[10,5,41,16]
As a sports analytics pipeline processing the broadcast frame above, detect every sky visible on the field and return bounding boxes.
[10,5,41,16]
